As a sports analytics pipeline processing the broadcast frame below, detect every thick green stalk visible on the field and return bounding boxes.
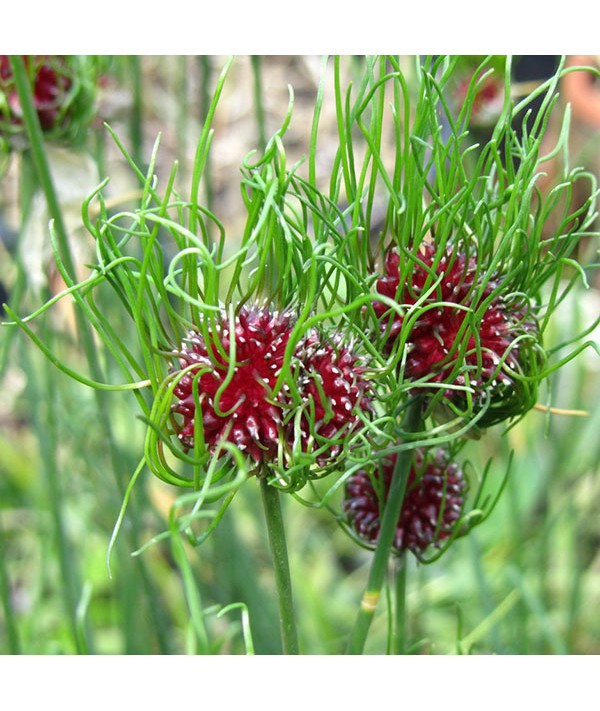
[392,554,407,655]
[506,463,530,653]
[346,398,423,654]
[260,477,299,654]
[9,57,77,282]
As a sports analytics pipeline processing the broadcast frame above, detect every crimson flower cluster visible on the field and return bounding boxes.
[171,304,372,472]
[373,241,539,423]
[343,447,467,557]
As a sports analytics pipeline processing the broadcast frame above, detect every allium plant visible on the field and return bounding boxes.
[4,55,599,655]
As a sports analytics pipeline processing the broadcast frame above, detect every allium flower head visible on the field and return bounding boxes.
[293,332,373,464]
[455,72,504,129]
[0,55,96,152]
[374,241,540,422]
[171,304,294,463]
[343,447,466,557]
[0,56,72,132]
[170,305,374,473]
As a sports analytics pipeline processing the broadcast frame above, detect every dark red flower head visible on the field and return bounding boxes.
[343,447,466,557]
[293,332,373,464]
[171,305,294,463]
[170,305,374,472]
[455,73,504,128]
[373,241,539,419]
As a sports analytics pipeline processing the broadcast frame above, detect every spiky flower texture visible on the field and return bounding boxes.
[171,305,372,471]
[374,242,541,426]
[343,448,466,557]
[295,332,373,464]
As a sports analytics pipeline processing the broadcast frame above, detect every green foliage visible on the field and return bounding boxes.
[1,55,598,655]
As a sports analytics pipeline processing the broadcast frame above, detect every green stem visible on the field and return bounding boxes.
[346,397,423,654]
[170,530,210,653]
[9,56,76,282]
[259,477,299,654]
[506,453,530,654]
[11,127,90,652]
[392,554,407,654]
